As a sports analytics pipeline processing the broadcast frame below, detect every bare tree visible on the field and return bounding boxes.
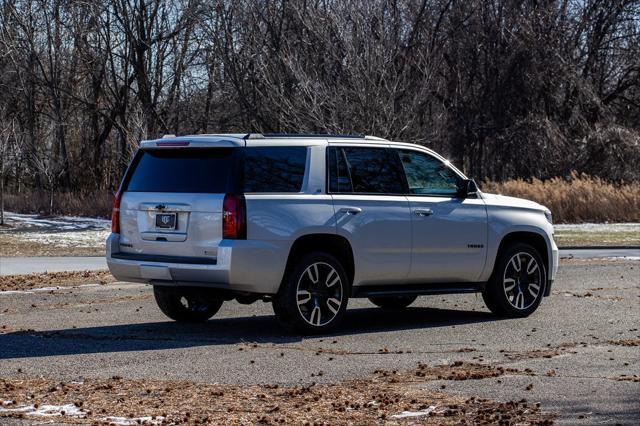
[0,0,638,215]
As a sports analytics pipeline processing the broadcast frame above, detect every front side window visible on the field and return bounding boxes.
[243,147,307,193]
[327,147,405,194]
[397,149,462,196]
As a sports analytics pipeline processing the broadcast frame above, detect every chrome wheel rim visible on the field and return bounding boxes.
[296,262,344,327]
[503,252,543,310]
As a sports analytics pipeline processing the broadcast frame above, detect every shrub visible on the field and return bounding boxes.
[482,173,640,223]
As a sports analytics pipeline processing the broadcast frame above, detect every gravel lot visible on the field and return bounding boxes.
[0,259,638,424]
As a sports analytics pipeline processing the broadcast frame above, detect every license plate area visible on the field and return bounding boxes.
[155,213,177,230]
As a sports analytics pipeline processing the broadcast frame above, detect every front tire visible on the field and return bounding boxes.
[153,286,223,322]
[368,295,417,310]
[273,252,349,334]
[482,242,546,318]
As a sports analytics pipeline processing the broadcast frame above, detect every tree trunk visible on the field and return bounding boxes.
[49,185,54,216]
[0,137,5,225]
[0,165,4,226]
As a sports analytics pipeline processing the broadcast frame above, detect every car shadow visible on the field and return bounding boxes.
[0,306,497,359]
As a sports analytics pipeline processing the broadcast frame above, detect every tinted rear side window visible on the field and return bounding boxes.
[125,148,237,193]
[328,147,405,194]
[327,147,353,192]
[243,147,307,193]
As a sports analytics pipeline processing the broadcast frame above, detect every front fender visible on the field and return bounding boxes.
[480,209,557,283]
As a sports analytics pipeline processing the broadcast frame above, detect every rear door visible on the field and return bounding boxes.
[393,148,488,282]
[328,146,412,285]
[118,147,240,261]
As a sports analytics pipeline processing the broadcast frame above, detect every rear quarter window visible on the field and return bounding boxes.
[243,147,307,193]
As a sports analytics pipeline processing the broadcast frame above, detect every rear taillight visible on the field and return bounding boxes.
[111,190,122,234]
[223,193,246,239]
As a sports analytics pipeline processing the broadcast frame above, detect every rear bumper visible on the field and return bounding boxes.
[106,233,286,294]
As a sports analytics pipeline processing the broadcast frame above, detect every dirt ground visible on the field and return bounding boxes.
[0,363,553,425]
[0,271,115,293]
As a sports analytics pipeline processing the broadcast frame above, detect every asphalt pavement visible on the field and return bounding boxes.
[560,248,640,259]
[0,256,107,275]
[0,259,638,423]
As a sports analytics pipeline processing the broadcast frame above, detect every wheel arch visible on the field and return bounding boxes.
[492,231,551,295]
[280,233,355,292]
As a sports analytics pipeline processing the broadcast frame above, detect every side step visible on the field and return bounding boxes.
[352,282,485,298]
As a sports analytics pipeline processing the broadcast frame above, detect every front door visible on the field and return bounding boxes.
[327,146,412,286]
[393,148,488,283]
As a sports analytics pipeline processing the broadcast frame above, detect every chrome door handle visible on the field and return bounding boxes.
[414,208,433,217]
[339,207,362,215]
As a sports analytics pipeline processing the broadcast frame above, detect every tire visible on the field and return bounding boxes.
[368,295,417,310]
[273,252,349,334]
[153,286,223,322]
[482,242,547,318]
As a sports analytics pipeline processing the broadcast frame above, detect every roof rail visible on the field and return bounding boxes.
[247,133,366,139]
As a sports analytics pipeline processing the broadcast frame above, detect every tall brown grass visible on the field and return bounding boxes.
[2,174,639,223]
[482,173,640,223]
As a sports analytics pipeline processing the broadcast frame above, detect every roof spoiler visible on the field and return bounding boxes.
[246,133,366,139]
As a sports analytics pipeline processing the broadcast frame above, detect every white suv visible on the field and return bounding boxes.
[107,133,558,333]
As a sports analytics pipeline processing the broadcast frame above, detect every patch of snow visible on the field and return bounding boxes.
[2,211,110,231]
[1,211,110,250]
[101,415,164,425]
[0,404,33,413]
[607,256,640,260]
[391,405,437,418]
[0,403,85,417]
[29,404,85,417]
[560,256,640,261]
[1,400,14,406]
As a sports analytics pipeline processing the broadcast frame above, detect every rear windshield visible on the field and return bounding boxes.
[125,148,237,193]
[124,146,307,193]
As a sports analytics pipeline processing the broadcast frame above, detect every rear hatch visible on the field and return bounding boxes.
[117,147,241,261]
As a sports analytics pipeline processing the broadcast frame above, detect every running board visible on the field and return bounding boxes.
[352,282,485,298]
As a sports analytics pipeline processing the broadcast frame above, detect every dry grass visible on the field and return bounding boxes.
[553,224,640,247]
[0,233,106,257]
[0,362,554,425]
[0,271,114,292]
[483,173,640,223]
[3,191,113,218]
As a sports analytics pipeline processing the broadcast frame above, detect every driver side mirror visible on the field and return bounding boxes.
[457,179,479,198]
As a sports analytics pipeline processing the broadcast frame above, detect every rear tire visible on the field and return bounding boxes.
[368,295,417,310]
[482,242,546,318]
[153,286,223,322]
[273,252,349,334]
